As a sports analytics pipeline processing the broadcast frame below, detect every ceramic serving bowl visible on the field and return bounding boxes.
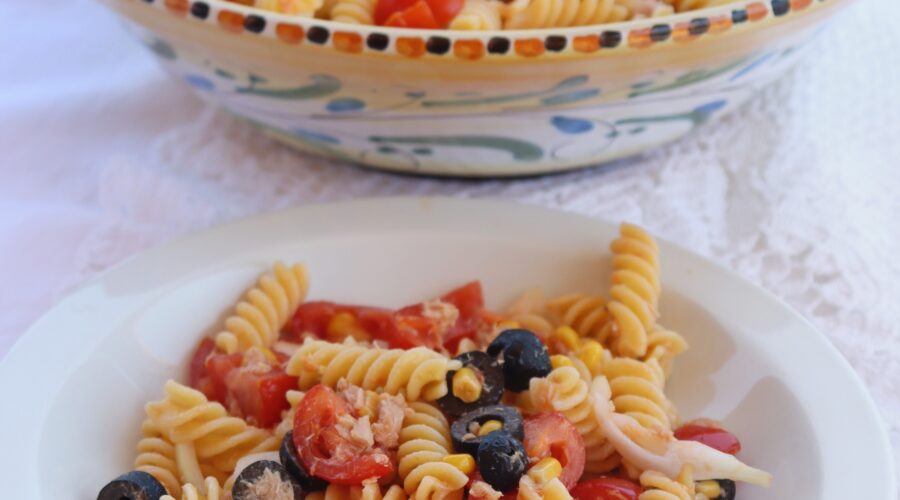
[99,0,849,176]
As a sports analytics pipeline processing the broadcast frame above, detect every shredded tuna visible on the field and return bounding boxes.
[372,393,407,449]
[337,379,366,411]
[517,476,541,500]
[242,347,274,374]
[243,468,295,500]
[469,481,503,500]
[422,300,460,335]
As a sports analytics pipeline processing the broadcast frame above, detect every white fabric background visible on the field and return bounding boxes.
[2,0,898,487]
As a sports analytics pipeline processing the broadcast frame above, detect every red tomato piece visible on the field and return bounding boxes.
[570,478,643,500]
[375,0,462,27]
[188,337,216,388]
[293,385,395,484]
[227,367,298,428]
[439,281,486,352]
[523,413,586,489]
[202,352,243,403]
[674,423,742,455]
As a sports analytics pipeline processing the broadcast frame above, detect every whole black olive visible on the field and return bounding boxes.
[97,471,167,500]
[437,351,504,418]
[487,329,552,392]
[280,431,327,492]
[451,404,524,456]
[232,460,302,500]
[476,431,528,492]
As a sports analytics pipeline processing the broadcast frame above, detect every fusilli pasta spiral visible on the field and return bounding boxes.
[145,380,279,474]
[215,262,310,355]
[664,0,738,12]
[285,339,461,401]
[330,0,376,24]
[638,465,695,500]
[603,357,676,431]
[643,327,688,378]
[503,0,629,30]
[546,294,610,342]
[161,477,224,500]
[397,402,469,499]
[307,482,409,500]
[528,366,620,473]
[255,0,323,15]
[135,419,182,497]
[606,224,661,358]
[449,0,503,30]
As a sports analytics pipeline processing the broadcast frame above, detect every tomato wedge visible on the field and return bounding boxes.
[438,281,486,352]
[293,385,395,484]
[188,337,216,389]
[227,366,297,428]
[674,422,742,455]
[570,477,643,500]
[522,413,586,489]
[375,0,462,27]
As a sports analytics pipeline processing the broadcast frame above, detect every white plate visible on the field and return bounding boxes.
[0,197,893,499]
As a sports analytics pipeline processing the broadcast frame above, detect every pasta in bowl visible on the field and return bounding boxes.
[97,0,849,175]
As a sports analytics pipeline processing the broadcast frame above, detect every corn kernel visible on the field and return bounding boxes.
[327,312,371,342]
[527,457,562,484]
[452,368,483,404]
[442,454,476,475]
[478,420,503,436]
[576,340,604,373]
[550,355,574,370]
[497,320,522,330]
[540,478,571,500]
[551,326,580,352]
[696,480,721,498]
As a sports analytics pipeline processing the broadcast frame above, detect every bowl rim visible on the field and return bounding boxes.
[117,0,842,60]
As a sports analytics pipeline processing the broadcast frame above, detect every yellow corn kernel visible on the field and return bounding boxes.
[540,478,572,500]
[552,326,580,352]
[497,320,522,330]
[452,368,483,403]
[527,457,562,484]
[576,340,604,373]
[327,312,371,342]
[442,454,476,475]
[550,355,574,370]
[478,420,503,436]
[696,480,721,498]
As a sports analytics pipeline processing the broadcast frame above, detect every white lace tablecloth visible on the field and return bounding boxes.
[2,0,898,485]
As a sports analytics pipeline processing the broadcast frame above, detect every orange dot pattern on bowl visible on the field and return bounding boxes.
[135,0,832,59]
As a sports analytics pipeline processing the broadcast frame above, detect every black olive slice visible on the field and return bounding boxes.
[451,404,524,456]
[232,460,302,500]
[437,351,504,418]
[97,471,167,500]
[280,431,327,492]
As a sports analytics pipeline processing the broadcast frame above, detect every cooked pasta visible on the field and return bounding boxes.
[255,0,323,15]
[503,0,630,30]
[285,338,461,401]
[449,0,503,30]
[330,0,377,24]
[397,402,469,498]
[105,223,771,500]
[603,357,676,431]
[161,477,224,500]
[546,294,609,342]
[214,261,309,355]
[145,380,279,474]
[135,419,182,497]
[605,224,661,358]
[638,465,695,500]
[528,366,620,473]
[664,0,740,12]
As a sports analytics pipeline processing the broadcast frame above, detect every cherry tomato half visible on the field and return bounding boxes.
[293,385,395,485]
[227,367,297,428]
[375,0,462,27]
[187,337,216,389]
[674,422,742,455]
[523,412,586,489]
[570,477,643,500]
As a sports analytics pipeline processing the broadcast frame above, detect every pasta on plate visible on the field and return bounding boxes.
[98,223,771,500]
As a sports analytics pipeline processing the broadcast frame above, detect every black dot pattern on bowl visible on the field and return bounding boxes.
[487,37,510,54]
[688,17,710,35]
[731,8,749,23]
[190,1,209,18]
[367,33,389,51]
[649,24,671,42]
[772,0,790,15]
[244,14,266,33]
[599,31,621,48]
[544,36,566,52]
[307,26,330,44]
[426,37,451,55]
